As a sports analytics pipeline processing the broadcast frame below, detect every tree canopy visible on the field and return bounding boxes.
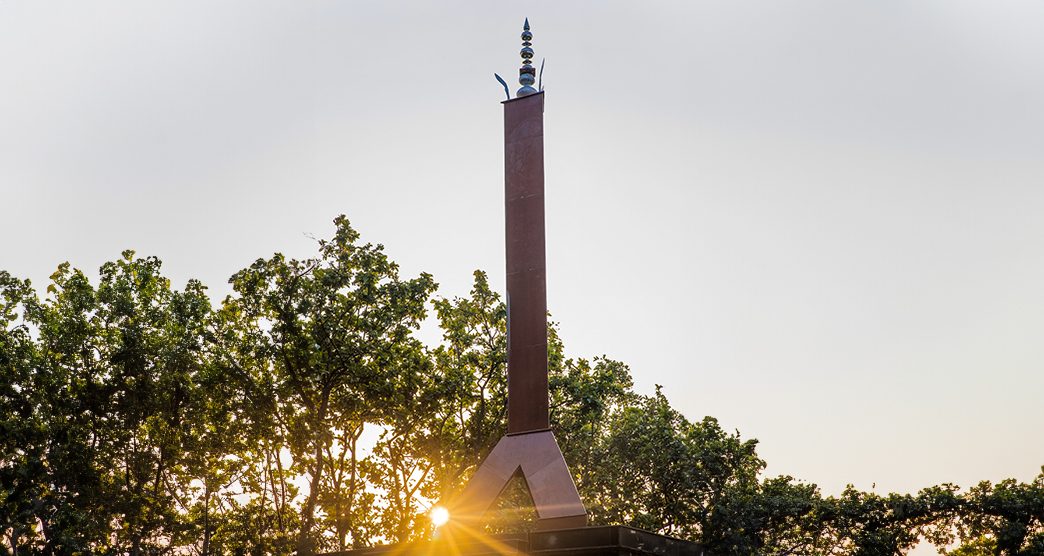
[1,216,1041,555]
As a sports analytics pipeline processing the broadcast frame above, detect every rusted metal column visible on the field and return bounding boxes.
[504,91,549,435]
[440,23,585,527]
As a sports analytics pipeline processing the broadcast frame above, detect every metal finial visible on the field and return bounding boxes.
[517,18,537,97]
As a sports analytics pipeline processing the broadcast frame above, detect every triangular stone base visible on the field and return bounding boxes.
[446,429,586,529]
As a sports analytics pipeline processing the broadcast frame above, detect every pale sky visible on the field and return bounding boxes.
[2,2,1043,552]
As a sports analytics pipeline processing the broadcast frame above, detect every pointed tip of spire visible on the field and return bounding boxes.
[517,18,536,97]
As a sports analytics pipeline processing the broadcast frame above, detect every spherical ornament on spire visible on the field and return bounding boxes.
[517,18,538,97]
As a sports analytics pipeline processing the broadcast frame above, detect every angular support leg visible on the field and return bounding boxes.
[446,430,587,529]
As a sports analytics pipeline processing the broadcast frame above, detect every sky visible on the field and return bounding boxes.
[2,1,1043,551]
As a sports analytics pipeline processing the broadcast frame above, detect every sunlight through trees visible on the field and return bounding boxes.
[1,216,1041,555]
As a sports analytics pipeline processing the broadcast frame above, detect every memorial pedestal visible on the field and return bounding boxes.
[320,526,705,556]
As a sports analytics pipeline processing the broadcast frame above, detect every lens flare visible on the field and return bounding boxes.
[430,506,450,527]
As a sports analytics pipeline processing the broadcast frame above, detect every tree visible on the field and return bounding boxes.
[585,386,764,542]
[224,215,436,554]
[1,253,215,554]
[0,271,45,554]
[702,475,830,555]
[954,473,1044,556]
[549,353,634,497]
[426,270,509,504]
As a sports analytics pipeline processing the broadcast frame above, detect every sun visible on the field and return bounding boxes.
[430,506,450,528]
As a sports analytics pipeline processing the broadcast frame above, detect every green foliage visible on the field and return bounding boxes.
[224,215,437,554]
[2,216,1041,556]
[0,271,44,553]
[1,253,215,554]
[948,536,998,556]
[953,474,1044,556]
[429,270,508,488]
[582,387,763,541]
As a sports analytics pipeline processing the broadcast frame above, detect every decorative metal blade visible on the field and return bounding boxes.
[538,58,545,92]
[494,73,510,100]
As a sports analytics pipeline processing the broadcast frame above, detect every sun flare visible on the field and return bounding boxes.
[430,506,450,528]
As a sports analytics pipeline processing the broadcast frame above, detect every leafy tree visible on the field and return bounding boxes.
[550,354,634,496]
[204,284,302,555]
[585,386,763,541]
[365,332,447,544]
[224,215,436,554]
[0,271,44,553]
[427,270,508,503]
[89,252,213,555]
[317,424,376,551]
[174,316,260,556]
[21,262,113,553]
[821,485,962,556]
[703,475,830,555]
[948,536,999,556]
[1,253,215,554]
[954,474,1044,556]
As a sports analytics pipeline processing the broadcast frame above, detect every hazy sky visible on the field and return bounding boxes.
[2,2,1043,551]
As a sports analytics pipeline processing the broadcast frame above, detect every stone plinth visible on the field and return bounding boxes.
[319,526,705,556]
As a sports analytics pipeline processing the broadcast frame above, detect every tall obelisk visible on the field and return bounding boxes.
[443,19,587,531]
[504,22,549,436]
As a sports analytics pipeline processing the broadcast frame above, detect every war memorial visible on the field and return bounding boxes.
[321,20,705,556]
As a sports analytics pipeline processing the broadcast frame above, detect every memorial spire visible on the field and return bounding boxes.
[438,20,587,531]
